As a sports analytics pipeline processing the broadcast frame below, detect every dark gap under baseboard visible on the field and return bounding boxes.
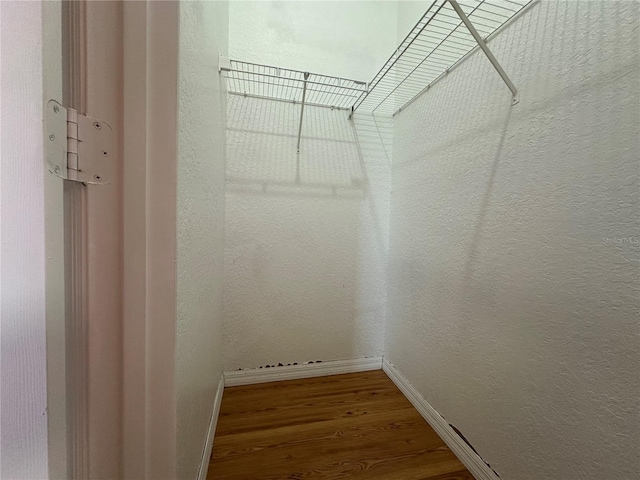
[450,423,501,478]
[237,360,324,371]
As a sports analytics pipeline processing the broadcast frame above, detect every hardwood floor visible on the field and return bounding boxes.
[208,370,473,480]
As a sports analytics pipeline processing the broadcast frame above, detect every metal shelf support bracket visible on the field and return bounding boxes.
[447,0,519,105]
[296,72,310,154]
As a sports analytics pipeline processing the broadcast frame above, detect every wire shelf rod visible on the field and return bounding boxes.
[224,69,367,93]
[227,92,353,111]
[226,77,361,103]
[230,60,368,86]
[222,59,367,111]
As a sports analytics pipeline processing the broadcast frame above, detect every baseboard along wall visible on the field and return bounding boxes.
[196,375,225,480]
[382,359,500,480]
[223,356,383,387]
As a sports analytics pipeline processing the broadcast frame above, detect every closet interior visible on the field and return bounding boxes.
[177,0,640,478]
[219,0,532,372]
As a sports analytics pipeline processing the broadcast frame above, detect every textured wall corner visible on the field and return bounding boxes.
[386,1,640,479]
[223,97,392,370]
[223,0,398,372]
[0,2,49,477]
[176,1,229,479]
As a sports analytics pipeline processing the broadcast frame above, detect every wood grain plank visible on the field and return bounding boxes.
[209,371,473,480]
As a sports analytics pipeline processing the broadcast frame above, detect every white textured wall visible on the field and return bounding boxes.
[224,95,391,370]
[386,1,640,480]
[43,1,66,477]
[176,1,228,479]
[0,1,49,478]
[229,1,398,81]
[395,1,431,42]
[224,1,396,371]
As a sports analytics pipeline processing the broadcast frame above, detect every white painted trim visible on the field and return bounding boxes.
[62,1,90,477]
[122,3,180,477]
[43,2,68,478]
[83,3,125,476]
[196,375,225,480]
[382,359,499,480]
[224,357,383,387]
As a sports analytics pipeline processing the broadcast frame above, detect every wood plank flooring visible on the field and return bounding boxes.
[208,370,473,480]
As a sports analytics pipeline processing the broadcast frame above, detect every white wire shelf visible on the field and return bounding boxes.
[351,0,534,116]
[221,60,368,110]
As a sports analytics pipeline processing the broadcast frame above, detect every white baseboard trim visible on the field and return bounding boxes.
[382,359,499,480]
[196,374,225,480]
[224,356,383,387]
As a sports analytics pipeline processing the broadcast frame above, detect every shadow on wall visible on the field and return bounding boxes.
[226,94,367,198]
[223,94,392,371]
[392,0,639,323]
[387,1,639,478]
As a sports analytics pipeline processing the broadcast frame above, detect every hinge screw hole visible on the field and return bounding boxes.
[101,151,108,157]
[93,122,102,130]
[94,175,101,181]
[49,134,55,141]
[54,166,60,174]
[53,105,59,114]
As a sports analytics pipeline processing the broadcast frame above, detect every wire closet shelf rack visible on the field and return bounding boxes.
[220,59,368,152]
[219,0,533,152]
[351,0,534,117]
[221,60,368,110]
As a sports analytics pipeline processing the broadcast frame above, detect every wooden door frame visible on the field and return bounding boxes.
[54,1,124,478]
[60,2,89,477]
[52,1,181,478]
[121,2,180,478]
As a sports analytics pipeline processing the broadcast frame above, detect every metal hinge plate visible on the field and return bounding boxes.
[44,100,113,185]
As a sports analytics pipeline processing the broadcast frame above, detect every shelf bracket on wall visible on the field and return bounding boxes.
[447,0,519,105]
[297,72,310,154]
